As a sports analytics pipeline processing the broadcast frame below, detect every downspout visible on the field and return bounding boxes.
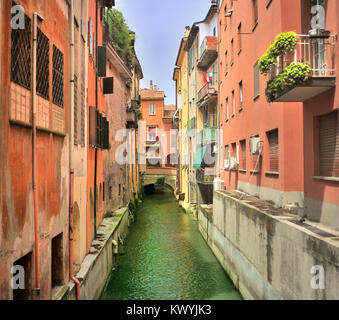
[217,1,221,178]
[69,0,80,300]
[32,12,40,292]
[93,0,99,238]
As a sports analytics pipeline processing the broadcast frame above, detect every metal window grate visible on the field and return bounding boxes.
[10,13,31,89]
[52,45,64,107]
[74,75,78,144]
[80,83,85,146]
[36,28,50,99]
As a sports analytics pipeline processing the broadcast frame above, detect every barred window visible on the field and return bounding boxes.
[10,12,31,89]
[52,45,64,107]
[36,28,50,99]
[80,83,85,146]
[74,75,78,144]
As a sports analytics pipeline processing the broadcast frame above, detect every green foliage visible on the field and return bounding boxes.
[258,32,298,75]
[136,110,143,120]
[105,8,135,68]
[265,62,311,102]
[156,177,166,185]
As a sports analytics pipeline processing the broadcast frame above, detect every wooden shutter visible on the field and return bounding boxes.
[319,110,339,177]
[241,140,246,169]
[254,62,259,98]
[89,106,97,147]
[268,129,279,172]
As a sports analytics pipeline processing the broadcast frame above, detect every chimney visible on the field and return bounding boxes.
[150,80,153,91]
[185,26,190,31]
[154,85,157,91]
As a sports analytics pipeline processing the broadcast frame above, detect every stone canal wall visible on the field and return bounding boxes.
[198,191,339,300]
[53,207,130,300]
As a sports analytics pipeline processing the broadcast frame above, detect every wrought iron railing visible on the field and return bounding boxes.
[269,34,336,80]
[197,83,217,102]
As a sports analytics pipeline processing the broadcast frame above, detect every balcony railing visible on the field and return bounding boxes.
[198,127,217,145]
[197,82,217,103]
[269,34,336,80]
[198,36,218,69]
[267,34,336,102]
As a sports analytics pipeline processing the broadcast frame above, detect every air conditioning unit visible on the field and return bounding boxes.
[229,157,238,170]
[249,136,261,155]
[224,159,230,169]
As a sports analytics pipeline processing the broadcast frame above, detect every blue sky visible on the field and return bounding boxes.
[114,0,211,105]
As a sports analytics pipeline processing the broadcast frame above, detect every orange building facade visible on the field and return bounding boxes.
[140,82,177,169]
[218,0,338,230]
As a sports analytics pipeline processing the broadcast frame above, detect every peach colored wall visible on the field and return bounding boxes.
[218,0,304,199]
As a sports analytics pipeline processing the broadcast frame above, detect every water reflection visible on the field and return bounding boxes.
[101,186,242,300]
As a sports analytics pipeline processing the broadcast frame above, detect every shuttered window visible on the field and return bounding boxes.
[240,140,246,169]
[36,28,50,99]
[267,129,279,172]
[89,106,109,149]
[254,62,259,98]
[319,110,339,177]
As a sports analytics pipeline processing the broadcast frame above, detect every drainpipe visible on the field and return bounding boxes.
[32,12,40,293]
[93,0,99,238]
[69,0,80,300]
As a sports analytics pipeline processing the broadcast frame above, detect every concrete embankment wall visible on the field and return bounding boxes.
[198,191,339,300]
[63,207,130,300]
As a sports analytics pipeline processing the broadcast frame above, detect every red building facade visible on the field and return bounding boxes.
[218,0,338,230]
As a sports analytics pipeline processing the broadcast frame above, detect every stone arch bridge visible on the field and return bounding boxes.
[141,167,177,191]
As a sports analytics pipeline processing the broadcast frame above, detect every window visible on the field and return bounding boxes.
[226,97,229,120]
[51,233,64,287]
[252,0,259,26]
[189,46,194,70]
[212,61,218,84]
[238,23,242,53]
[74,75,78,144]
[232,90,235,115]
[36,28,50,99]
[225,51,228,75]
[240,140,246,170]
[213,27,216,37]
[149,103,155,115]
[232,143,236,158]
[254,62,260,99]
[52,45,64,107]
[267,129,279,172]
[239,81,243,109]
[231,39,234,65]
[318,110,339,177]
[225,145,229,160]
[88,107,109,149]
[148,126,157,141]
[10,12,31,89]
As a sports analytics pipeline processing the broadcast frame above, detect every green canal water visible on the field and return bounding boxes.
[101,187,242,300]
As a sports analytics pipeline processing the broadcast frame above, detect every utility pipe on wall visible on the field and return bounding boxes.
[32,12,40,292]
[69,0,80,300]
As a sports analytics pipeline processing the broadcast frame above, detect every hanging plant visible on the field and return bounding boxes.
[258,31,298,75]
[265,62,311,102]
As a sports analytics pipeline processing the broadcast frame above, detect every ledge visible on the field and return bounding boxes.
[313,176,339,182]
[265,171,279,176]
[239,169,246,173]
[250,170,260,174]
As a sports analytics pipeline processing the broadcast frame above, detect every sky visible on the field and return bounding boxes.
[114,0,212,105]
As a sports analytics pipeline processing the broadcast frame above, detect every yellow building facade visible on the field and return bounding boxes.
[173,27,190,210]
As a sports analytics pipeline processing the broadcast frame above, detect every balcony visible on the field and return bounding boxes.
[267,34,336,102]
[162,107,176,122]
[196,167,215,204]
[197,36,218,69]
[126,109,138,128]
[198,127,217,145]
[197,82,218,104]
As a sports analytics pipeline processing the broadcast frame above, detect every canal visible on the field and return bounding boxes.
[101,186,242,300]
